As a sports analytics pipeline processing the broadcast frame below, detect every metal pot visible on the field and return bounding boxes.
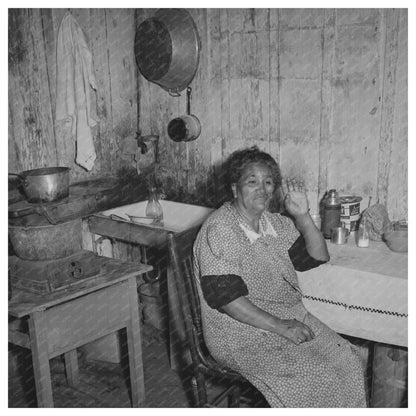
[9,167,70,203]
[168,87,201,142]
[168,115,201,142]
[135,8,200,96]
[9,218,82,260]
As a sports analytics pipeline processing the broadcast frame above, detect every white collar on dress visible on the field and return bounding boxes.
[238,215,277,243]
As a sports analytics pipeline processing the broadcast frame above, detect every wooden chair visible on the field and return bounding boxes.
[167,227,249,407]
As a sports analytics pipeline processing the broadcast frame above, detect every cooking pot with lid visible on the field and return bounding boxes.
[135,8,201,96]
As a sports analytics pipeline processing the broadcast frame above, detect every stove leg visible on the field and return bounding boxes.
[28,311,54,407]
[64,349,80,386]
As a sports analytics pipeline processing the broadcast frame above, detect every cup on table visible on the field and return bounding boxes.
[330,226,349,244]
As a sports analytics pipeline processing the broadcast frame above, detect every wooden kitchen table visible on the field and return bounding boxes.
[297,237,408,407]
[8,255,152,408]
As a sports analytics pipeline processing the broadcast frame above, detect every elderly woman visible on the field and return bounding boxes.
[193,146,367,407]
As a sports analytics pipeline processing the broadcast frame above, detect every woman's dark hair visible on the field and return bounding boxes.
[224,146,282,194]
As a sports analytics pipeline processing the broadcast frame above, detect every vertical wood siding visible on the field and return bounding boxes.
[8,8,407,220]
[8,8,138,183]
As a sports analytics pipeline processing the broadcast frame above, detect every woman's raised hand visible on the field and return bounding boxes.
[282,178,309,217]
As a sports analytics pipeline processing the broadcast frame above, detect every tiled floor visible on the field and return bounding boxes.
[8,323,267,408]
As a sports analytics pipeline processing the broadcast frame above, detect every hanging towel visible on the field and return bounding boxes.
[55,11,97,171]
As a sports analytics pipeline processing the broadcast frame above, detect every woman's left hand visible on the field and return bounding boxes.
[282,178,309,217]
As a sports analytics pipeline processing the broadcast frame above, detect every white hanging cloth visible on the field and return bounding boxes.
[55,11,97,171]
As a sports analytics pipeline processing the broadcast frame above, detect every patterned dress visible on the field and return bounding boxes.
[193,202,367,408]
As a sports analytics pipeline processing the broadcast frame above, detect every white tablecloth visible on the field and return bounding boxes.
[297,238,408,347]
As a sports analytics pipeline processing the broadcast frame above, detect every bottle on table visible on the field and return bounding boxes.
[322,189,341,239]
[357,216,370,248]
[145,187,163,224]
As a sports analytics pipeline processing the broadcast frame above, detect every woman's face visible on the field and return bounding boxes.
[231,162,276,217]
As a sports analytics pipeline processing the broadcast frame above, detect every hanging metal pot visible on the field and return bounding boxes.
[168,87,201,142]
[8,167,70,203]
[135,8,201,96]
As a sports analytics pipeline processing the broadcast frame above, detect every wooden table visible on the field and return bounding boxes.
[297,238,408,407]
[8,254,152,408]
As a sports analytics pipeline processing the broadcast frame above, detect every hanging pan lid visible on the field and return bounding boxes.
[135,8,201,96]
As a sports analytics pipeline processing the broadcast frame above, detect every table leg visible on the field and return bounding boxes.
[126,277,145,407]
[28,310,53,408]
[64,349,80,386]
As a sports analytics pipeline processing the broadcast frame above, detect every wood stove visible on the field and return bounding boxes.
[8,176,147,296]
[9,251,102,295]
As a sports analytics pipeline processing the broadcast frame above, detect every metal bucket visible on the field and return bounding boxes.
[371,344,408,407]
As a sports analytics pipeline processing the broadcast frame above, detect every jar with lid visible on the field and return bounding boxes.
[322,189,341,239]
[145,187,163,224]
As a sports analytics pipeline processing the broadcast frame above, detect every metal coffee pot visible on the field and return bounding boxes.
[330,226,350,244]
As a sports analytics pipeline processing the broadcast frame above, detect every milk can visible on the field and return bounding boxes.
[322,189,341,239]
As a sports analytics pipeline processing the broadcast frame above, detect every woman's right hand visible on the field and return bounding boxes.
[277,318,315,345]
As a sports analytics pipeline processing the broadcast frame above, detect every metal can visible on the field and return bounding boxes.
[322,189,341,239]
[340,196,362,232]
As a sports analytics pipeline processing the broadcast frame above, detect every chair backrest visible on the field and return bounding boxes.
[168,228,247,409]
[167,228,248,381]
[167,228,205,366]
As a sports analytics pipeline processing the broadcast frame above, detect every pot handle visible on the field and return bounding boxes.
[8,173,28,188]
[186,87,192,115]
[168,88,181,97]
[341,225,350,236]
[35,206,59,225]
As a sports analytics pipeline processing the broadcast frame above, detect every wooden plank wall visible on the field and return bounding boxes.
[8,8,407,220]
[8,8,138,183]
[137,8,407,219]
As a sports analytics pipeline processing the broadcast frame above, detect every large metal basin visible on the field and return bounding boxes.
[89,200,213,247]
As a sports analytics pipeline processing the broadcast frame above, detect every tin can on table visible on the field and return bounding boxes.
[340,196,362,232]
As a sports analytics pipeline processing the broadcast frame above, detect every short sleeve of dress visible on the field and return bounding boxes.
[199,222,242,276]
[198,222,247,311]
